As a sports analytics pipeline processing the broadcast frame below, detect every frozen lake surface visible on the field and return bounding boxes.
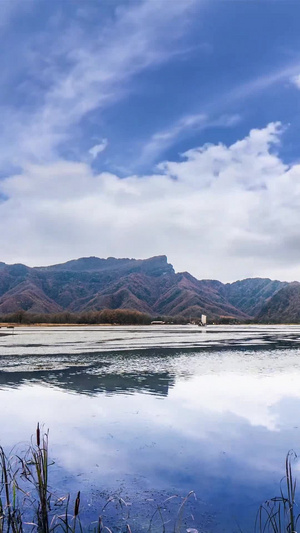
[1,325,300,531]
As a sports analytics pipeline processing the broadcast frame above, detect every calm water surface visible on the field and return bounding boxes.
[1,325,300,532]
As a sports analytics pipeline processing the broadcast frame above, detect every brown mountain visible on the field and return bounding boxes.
[0,255,289,321]
[223,278,287,316]
[256,282,300,323]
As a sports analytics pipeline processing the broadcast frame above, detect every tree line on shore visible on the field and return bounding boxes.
[0,309,189,325]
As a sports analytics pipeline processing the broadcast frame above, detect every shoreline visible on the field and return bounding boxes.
[0,322,122,328]
[0,322,299,328]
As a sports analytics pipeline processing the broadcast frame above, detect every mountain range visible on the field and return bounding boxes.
[0,255,296,322]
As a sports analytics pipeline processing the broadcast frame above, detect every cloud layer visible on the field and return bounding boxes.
[0,0,201,171]
[2,1,300,280]
[2,122,300,281]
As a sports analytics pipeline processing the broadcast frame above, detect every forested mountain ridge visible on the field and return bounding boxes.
[256,282,300,323]
[0,255,291,321]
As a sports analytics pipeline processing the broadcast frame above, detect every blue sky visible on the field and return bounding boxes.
[1,0,300,281]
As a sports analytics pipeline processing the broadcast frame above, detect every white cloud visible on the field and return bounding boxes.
[228,62,300,103]
[0,0,202,170]
[291,74,300,89]
[136,113,241,169]
[133,59,300,171]
[2,122,300,282]
[89,139,108,159]
[1,0,299,180]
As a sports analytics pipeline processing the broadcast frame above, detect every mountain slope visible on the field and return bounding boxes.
[257,282,300,323]
[0,280,63,314]
[223,278,286,316]
[154,273,249,319]
[0,255,295,321]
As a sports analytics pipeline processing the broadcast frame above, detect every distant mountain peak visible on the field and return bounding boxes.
[37,254,172,273]
[0,255,294,321]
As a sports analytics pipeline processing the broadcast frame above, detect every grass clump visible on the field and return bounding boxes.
[0,425,198,533]
[255,451,299,533]
[0,424,86,533]
[3,425,300,533]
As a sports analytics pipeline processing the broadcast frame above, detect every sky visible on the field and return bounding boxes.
[1,0,300,282]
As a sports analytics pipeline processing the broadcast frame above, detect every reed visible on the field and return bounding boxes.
[0,425,198,532]
[255,451,299,533]
[0,445,23,533]
[4,425,299,532]
[0,425,84,533]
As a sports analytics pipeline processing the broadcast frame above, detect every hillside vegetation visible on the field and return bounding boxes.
[0,255,294,322]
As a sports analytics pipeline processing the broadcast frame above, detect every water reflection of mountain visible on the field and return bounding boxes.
[0,364,175,397]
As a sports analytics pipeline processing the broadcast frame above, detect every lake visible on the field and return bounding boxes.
[1,324,300,532]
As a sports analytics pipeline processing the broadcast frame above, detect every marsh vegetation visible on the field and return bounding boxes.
[1,426,299,533]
